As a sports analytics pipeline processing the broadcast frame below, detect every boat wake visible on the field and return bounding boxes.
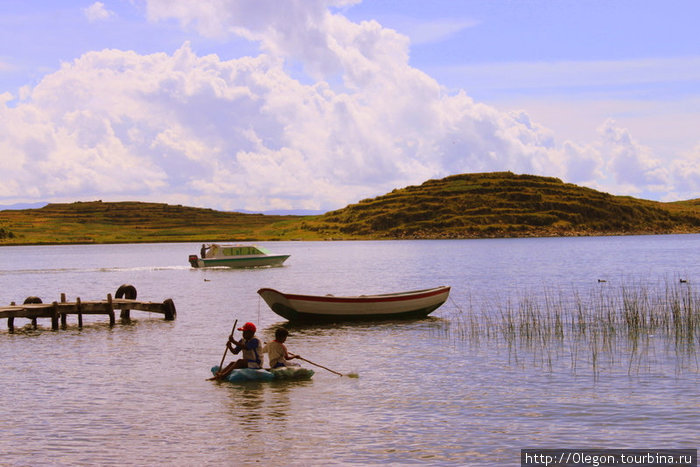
[0,265,190,275]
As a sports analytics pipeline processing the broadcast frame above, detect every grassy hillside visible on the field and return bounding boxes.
[2,172,700,245]
[0,201,315,244]
[301,172,700,239]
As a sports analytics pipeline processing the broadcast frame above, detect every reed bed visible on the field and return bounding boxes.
[442,279,700,375]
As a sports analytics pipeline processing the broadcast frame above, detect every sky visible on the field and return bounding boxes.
[1,0,699,212]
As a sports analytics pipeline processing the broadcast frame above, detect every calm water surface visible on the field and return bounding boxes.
[0,236,699,465]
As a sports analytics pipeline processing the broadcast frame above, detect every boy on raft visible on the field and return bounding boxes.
[214,322,264,378]
[264,328,301,368]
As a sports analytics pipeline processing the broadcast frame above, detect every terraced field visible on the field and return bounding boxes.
[3,172,700,244]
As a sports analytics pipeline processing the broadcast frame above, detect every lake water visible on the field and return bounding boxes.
[0,236,699,466]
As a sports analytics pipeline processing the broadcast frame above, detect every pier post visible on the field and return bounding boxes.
[106,294,115,326]
[8,301,15,333]
[60,293,67,329]
[51,302,59,331]
[77,297,83,328]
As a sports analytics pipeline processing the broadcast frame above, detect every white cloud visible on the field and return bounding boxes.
[1,38,576,210]
[1,0,699,210]
[666,145,700,201]
[84,2,115,22]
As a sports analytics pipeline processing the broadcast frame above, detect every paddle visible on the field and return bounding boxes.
[208,319,237,381]
[297,356,358,378]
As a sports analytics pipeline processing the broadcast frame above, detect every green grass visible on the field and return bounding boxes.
[0,200,325,245]
[303,172,700,239]
[3,171,700,245]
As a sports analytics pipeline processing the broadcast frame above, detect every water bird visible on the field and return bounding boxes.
[680,279,688,283]
[598,279,607,283]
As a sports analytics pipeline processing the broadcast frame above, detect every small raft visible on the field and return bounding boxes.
[210,366,314,383]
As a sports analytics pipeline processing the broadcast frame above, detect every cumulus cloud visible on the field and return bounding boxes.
[0,0,696,210]
[664,144,700,201]
[598,120,669,193]
[84,2,115,22]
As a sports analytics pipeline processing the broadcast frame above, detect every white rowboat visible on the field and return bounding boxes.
[257,286,450,322]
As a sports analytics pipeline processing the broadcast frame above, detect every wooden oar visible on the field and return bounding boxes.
[208,319,237,381]
[297,356,356,377]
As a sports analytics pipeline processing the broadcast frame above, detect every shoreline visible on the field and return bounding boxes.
[2,228,700,247]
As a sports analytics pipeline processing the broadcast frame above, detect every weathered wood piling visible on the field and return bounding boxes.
[0,285,176,333]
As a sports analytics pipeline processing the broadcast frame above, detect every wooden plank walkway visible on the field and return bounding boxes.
[0,285,175,332]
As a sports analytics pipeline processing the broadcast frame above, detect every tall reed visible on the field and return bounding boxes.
[442,278,700,375]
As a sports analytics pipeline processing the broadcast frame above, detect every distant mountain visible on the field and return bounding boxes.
[236,208,325,216]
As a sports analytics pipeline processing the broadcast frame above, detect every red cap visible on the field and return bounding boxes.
[238,322,256,332]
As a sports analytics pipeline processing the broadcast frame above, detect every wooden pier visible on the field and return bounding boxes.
[0,285,176,332]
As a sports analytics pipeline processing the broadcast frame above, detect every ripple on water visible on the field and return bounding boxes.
[2,240,700,465]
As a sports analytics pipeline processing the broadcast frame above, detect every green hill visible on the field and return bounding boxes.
[0,201,307,244]
[2,172,700,244]
[301,172,700,239]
